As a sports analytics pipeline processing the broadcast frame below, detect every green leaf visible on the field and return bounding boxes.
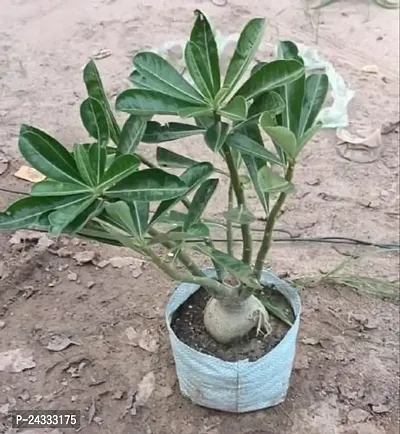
[227,132,284,166]
[298,74,329,137]
[149,162,214,226]
[74,144,96,186]
[158,210,187,225]
[89,143,107,184]
[178,106,213,118]
[251,61,267,75]
[48,195,95,235]
[257,165,294,194]
[129,201,149,238]
[133,52,205,104]
[143,122,205,143]
[242,153,269,213]
[156,147,199,169]
[116,89,193,116]
[99,154,141,190]
[104,169,187,202]
[185,41,214,100]
[223,18,265,92]
[260,123,298,160]
[275,41,305,138]
[118,115,148,155]
[149,222,210,245]
[129,70,154,90]
[297,122,323,153]
[80,97,110,147]
[235,60,305,100]
[18,125,84,185]
[31,180,92,196]
[205,122,229,152]
[190,10,220,97]
[184,178,219,229]
[218,96,248,121]
[105,201,148,239]
[223,206,256,224]
[0,195,87,230]
[196,245,261,289]
[83,60,120,144]
[65,199,105,234]
[249,91,285,117]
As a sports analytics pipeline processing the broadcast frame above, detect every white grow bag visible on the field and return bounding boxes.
[165,269,301,413]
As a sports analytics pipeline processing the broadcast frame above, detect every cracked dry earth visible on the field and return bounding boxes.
[0,0,399,433]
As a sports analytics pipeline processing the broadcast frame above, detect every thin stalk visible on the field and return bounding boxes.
[141,245,235,299]
[227,182,234,256]
[222,144,253,264]
[148,228,205,277]
[254,162,295,280]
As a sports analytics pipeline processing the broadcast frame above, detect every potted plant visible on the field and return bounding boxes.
[0,10,328,413]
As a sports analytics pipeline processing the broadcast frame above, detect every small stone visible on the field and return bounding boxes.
[87,281,95,288]
[71,395,77,402]
[67,272,78,281]
[96,260,110,269]
[73,250,96,265]
[55,247,72,258]
[348,408,370,423]
[61,380,68,387]
[112,390,124,400]
[19,390,30,402]
[58,264,69,272]
[28,376,37,382]
[35,395,43,402]
[0,320,5,329]
[371,403,390,414]
[0,403,9,416]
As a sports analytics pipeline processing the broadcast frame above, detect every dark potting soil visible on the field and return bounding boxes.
[171,286,295,362]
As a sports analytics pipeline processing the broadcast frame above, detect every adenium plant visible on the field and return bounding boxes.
[0,11,328,344]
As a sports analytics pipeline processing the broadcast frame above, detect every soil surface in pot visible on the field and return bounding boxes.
[171,286,295,362]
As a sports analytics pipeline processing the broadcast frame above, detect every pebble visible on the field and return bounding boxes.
[347,408,370,423]
[0,320,5,329]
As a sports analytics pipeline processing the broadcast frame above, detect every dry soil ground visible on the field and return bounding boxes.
[0,1,399,433]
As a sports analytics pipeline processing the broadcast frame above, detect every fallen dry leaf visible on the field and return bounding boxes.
[88,397,96,424]
[0,348,36,373]
[336,127,381,163]
[93,48,112,59]
[73,250,96,265]
[361,64,379,74]
[138,330,159,354]
[135,372,155,407]
[300,337,321,346]
[46,335,79,352]
[14,166,45,182]
[125,326,139,346]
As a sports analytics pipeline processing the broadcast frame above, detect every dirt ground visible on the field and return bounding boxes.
[0,0,399,433]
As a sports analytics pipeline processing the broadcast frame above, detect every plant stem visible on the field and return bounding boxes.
[222,144,253,264]
[142,245,234,299]
[148,228,205,277]
[254,162,295,280]
[227,182,234,256]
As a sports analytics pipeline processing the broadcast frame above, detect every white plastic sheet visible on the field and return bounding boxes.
[166,269,301,413]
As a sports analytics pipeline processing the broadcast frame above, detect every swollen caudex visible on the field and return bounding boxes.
[203,295,272,344]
